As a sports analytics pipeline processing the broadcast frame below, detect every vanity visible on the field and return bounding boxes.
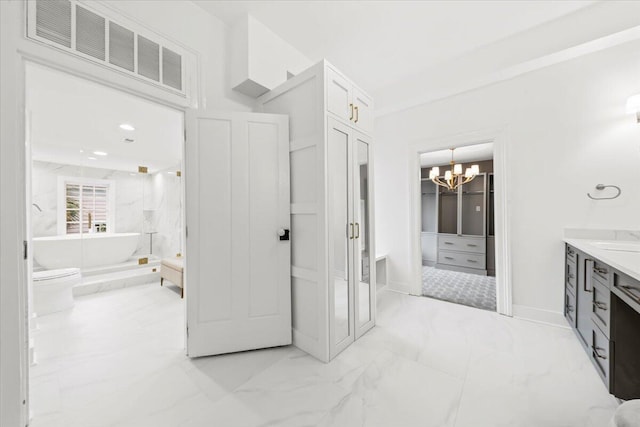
[564,236,640,400]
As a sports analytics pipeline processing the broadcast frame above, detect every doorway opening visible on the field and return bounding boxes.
[25,61,185,424]
[419,142,496,311]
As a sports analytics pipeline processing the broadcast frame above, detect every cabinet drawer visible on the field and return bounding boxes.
[566,245,577,263]
[592,260,611,285]
[438,250,486,269]
[591,324,610,388]
[566,261,577,295]
[438,236,485,254]
[591,279,611,338]
[565,287,576,327]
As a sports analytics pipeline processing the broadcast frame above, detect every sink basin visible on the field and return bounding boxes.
[590,241,640,252]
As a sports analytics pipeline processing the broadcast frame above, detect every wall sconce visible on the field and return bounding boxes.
[626,94,640,123]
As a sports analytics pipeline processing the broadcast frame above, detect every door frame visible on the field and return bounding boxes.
[408,128,513,316]
[1,3,195,424]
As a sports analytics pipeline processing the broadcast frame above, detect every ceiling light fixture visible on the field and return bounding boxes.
[626,94,640,123]
[93,151,107,156]
[119,123,135,131]
[428,148,479,191]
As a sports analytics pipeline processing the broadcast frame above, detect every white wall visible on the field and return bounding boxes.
[375,40,640,319]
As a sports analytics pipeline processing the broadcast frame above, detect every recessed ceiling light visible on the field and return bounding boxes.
[119,123,135,131]
[87,157,97,160]
[93,151,107,156]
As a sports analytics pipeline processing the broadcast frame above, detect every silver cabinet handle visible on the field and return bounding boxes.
[568,274,575,279]
[592,301,608,310]
[566,304,574,313]
[467,259,478,263]
[467,244,477,247]
[594,266,609,275]
[592,346,607,360]
[444,256,454,260]
[444,241,454,245]
[349,223,354,239]
[355,222,360,239]
[568,248,575,256]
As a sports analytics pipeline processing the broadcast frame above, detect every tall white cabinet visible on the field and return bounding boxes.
[258,60,375,362]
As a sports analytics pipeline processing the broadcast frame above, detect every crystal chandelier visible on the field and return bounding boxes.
[428,148,480,191]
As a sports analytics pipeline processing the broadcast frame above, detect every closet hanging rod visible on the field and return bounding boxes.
[587,184,622,200]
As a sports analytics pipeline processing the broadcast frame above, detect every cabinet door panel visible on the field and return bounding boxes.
[353,88,373,134]
[354,132,374,337]
[327,119,354,357]
[327,69,352,123]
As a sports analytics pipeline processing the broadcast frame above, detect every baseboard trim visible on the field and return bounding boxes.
[512,304,570,329]
[387,281,416,295]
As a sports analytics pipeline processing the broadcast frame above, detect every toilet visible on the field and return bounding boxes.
[32,268,80,316]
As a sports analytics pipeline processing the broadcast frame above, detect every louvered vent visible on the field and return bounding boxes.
[76,5,105,61]
[29,0,184,94]
[163,47,182,91]
[137,35,160,82]
[36,0,72,48]
[109,22,134,72]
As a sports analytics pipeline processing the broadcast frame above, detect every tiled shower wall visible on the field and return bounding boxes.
[32,161,181,262]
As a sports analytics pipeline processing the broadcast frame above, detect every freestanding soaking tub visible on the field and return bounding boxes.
[33,232,140,269]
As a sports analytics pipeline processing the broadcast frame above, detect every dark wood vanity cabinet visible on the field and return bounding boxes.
[565,243,640,399]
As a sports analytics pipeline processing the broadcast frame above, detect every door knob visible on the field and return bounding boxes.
[278,228,290,241]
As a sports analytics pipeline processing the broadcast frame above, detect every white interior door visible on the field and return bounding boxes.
[185,110,291,357]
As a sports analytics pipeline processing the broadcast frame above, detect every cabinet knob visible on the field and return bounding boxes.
[592,301,608,311]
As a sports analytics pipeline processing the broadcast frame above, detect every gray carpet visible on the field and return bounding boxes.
[422,266,496,311]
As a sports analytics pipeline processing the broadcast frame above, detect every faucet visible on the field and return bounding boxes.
[32,203,42,212]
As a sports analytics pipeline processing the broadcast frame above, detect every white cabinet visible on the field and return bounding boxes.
[259,60,375,362]
[327,68,373,135]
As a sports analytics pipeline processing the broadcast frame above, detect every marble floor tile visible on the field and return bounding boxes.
[29,283,618,427]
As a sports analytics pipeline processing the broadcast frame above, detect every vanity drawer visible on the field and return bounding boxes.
[565,287,576,327]
[591,279,611,338]
[438,250,486,269]
[438,235,485,254]
[591,324,611,388]
[566,261,577,295]
[566,245,577,263]
[592,260,612,286]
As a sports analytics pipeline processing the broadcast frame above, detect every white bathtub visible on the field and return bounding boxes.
[33,233,140,270]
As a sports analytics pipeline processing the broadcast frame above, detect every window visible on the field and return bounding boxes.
[58,177,114,235]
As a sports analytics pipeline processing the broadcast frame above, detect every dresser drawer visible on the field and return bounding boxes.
[438,250,486,269]
[591,279,611,338]
[592,259,612,286]
[565,287,576,327]
[566,261,577,295]
[438,235,485,254]
[591,324,611,388]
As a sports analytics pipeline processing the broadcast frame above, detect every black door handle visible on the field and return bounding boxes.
[278,228,290,241]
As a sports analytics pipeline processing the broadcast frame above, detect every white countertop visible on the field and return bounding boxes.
[564,238,640,282]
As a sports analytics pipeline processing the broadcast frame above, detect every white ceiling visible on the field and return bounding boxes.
[196,1,595,94]
[26,62,183,173]
[420,142,493,168]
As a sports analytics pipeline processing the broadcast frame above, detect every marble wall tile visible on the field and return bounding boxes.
[31,161,182,261]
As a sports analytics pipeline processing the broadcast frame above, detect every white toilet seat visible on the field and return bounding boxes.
[33,268,81,316]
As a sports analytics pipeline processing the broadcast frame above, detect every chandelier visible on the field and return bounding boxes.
[428,148,480,191]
